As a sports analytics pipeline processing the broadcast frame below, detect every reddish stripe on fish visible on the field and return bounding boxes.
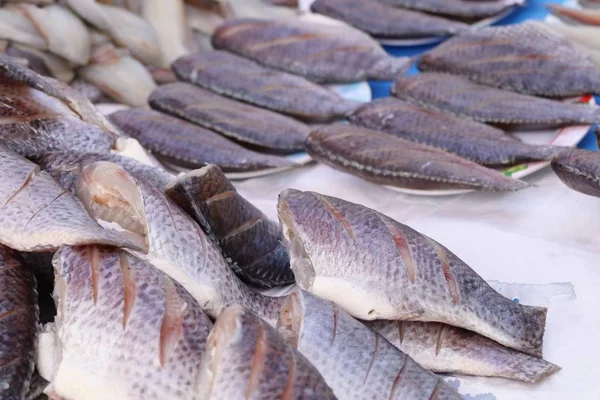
[435,324,446,356]
[429,380,442,400]
[316,194,355,241]
[429,239,460,305]
[380,217,416,283]
[222,216,263,241]
[2,166,39,208]
[332,305,339,346]
[363,333,380,384]
[281,353,297,400]
[397,321,405,344]
[119,252,136,330]
[247,323,268,398]
[204,190,236,205]
[90,246,100,305]
[389,357,410,400]
[159,278,186,368]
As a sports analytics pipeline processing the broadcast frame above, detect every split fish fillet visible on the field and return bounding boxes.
[551,148,600,198]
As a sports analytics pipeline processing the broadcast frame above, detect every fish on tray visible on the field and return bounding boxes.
[377,0,523,20]
[76,161,285,324]
[0,245,38,400]
[278,289,462,399]
[109,108,295,172]
[551,148,600,198]
[392,72,600,126]
[310,0,469,39]
[166,165,295,289]
[418,21,600,98]
[212,18,411,83]
[41,245,213,399]
[172,50,361,122]
[198,305,336,400]
[148,82,309,154]
[348,97,565,166]
[369,320,560,383]
[306,124,529,191]
[278,190,547,357]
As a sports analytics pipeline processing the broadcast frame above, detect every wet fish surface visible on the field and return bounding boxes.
[212,18,411,83]
[166,165,294,289]
[369,320,560,383]
[418,22,600,98]
[109,108,294,172]
[348,97,564,166]
[0,245,38,400]
[172,50,360,122]
[278,290,462,400]
[278,190,547,357]
[551,148,600,197]
[0,145,142,252]
[76,161,285,324]
[149,82,309,153]
[392,72,600,125]
[43,245,213,399]
[378,0,523,19]
[306,124,529,191]
[198,304,336,400]
[311,0,468,39]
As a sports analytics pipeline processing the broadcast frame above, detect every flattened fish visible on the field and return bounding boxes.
[32,151,174,193]
[171,50,360,122]
[551,148,600,197]
[76,161,285,324]
[42,245,213,399]
[166,165,294,289]
[311,0,468,39]
[369,320,560,383]
[378,0,523,20]
[109,108,294,172]
[198,304,336,400]
[278,290,461,400]
[0,245,38,400]
[418,22,600,98]
[348,97,564,166]
[278,190,548,356]
[392,72,600,125]
[0,146,143,252]
[149,82,309,154]
[212,18,411,83]
[306,124,529,191]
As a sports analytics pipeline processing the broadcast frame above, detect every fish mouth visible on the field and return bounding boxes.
[277,290,304,349]
[76,161,149,252]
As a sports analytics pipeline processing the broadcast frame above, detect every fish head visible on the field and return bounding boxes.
[76,161,149,253]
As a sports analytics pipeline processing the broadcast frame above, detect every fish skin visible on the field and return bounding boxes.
[368,320,560,383]
[306,124,529,191]
[551,148,600,197]
[171,50,360,122]
[109,108,294,172]
[45,245,212,400]
[378,0,523,19]
[32,151,174,193]
[198,304,336,400]
[166,165,294,289]
[0,245,38,400]
[0,146,143,252]
[211,18,411,83]
[149,82,309,154]
[278,289,461,400]
[548,4,600,26]
[418,21,600,98]
[392,72,600,126]
[277,190,547,357]
[76,161,285,324]
[311,0,469,39]
[348,97,565,166]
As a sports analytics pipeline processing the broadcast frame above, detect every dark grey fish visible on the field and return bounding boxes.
[212,18,411,83]
[392,72,600,125]
[551,148,600,197]
[32,151,174,193]
[166,165,294,289]
[109,108,295,172]
[306,124,529,191]
[311,0,469,39]
[418,21,600,98]
[378,0,523,20]
[149,82,309,153]
[4,44,54,78]
[171,50,361,122]
[348,97,565,166]
[0,245,38,400]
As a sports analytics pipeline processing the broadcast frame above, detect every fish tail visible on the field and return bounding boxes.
[521,305,547,358]
[370,56,414,81]
[507,355,560,384]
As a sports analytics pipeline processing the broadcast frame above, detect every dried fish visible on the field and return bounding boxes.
[548,4,600,26]
[0,6,48,50]
[306,124,529,191]
[166,165,294,288]
[393,72,600,126]
[278,190,547,356]
[540,22,600,66]
[149,82,309,153]
[146,65,178,85]
[551,148,600,197]
[69,78,109,103]
[378,0,523,20]
[5,44,75,82]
